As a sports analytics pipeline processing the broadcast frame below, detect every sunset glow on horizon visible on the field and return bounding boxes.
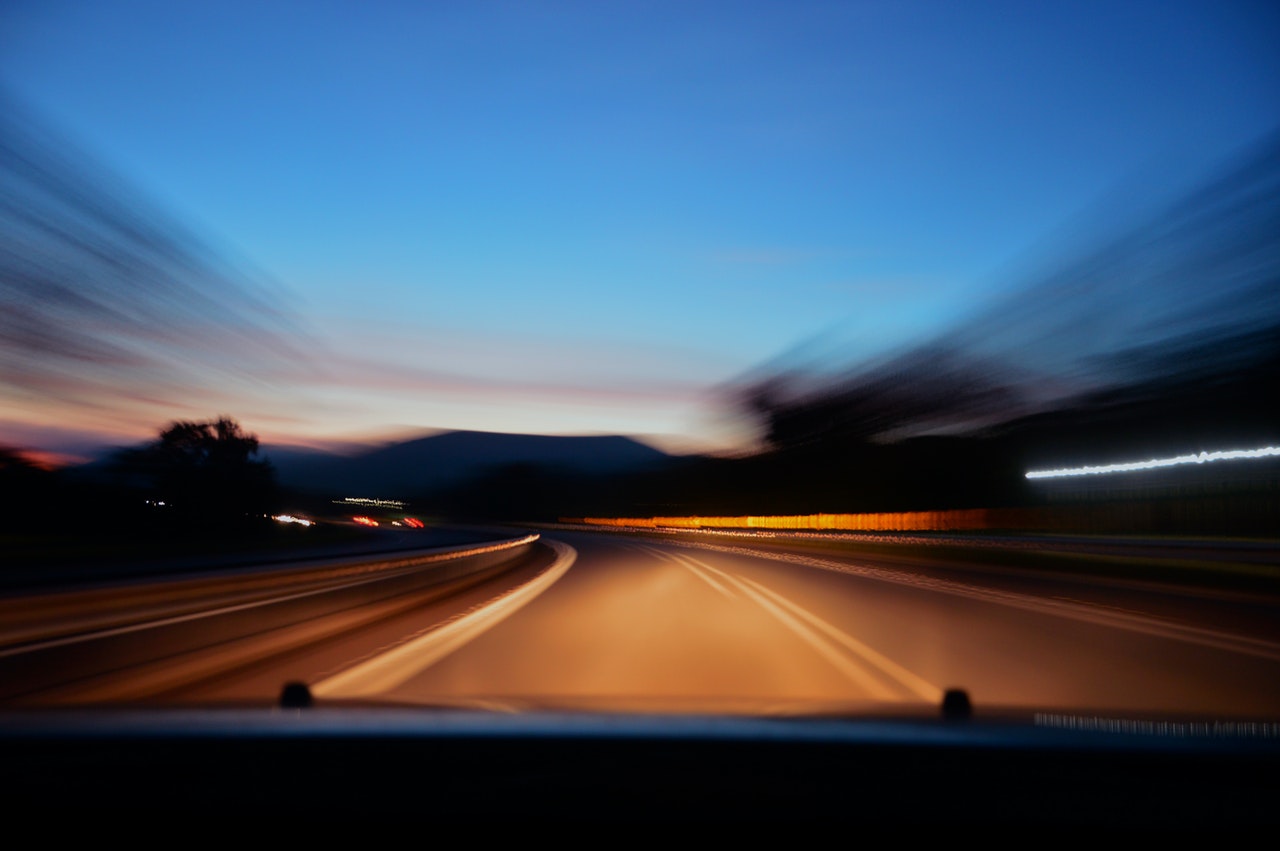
[3,2,1277,462]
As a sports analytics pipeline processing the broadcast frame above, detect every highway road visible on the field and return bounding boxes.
[3,526,1280,719]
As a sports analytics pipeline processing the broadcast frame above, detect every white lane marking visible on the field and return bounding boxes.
[682,554,938,701]
[659,540,1280,663]
[0,536,541,659]
[730,573,943,702]
[693,561,903,699]
[311,540,577,697]
[635,544,736,598]
[637,542,939,700]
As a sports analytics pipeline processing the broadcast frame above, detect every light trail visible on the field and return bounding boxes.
[311,540,577,697]
[1025,446,1280,479]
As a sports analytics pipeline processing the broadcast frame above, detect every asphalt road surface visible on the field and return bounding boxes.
[4,527,1279,718]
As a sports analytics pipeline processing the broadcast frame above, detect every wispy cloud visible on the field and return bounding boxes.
[1,93,319,450]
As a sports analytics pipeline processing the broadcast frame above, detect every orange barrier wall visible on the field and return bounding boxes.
[570,496,1277,535]
[575,510,996,532]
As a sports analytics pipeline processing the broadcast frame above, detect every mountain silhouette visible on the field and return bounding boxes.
[265,429,677,498]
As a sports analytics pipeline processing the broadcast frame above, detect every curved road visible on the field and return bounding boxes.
[5,528,1280,718]
[310,529,1280,717]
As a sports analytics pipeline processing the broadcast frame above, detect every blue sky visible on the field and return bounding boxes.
[2,1,1278,457]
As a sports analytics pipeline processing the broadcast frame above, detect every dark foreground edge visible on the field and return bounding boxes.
[2,705,1277,827]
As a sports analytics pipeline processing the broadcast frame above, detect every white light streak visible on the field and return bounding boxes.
[1026,446,1280,479]
[335,497,407,508]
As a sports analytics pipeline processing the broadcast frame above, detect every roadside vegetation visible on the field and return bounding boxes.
[0,418,375,586]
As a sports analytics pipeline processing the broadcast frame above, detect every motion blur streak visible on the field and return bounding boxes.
[0,94,311,441]
[311,541,577,697]
[738,131,1280,448]
[1027,446,1280,479]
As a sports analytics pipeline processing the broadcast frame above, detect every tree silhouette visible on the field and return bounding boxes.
[116,417,278,529]
[0,447,59,531]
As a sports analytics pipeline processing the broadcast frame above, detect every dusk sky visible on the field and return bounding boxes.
[2,1,1278,461]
